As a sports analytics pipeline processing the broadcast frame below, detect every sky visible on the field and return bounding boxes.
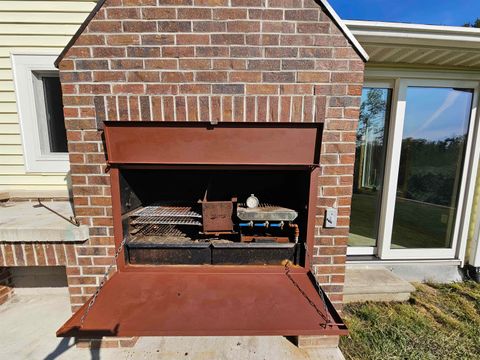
[404,88,472,141]
[329,0,480,27]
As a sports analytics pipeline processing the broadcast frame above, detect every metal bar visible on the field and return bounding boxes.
[33,199,80,227]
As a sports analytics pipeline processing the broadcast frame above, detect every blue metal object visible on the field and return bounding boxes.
[239,222,283,228]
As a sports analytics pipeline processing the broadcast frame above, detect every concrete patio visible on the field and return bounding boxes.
[0,289,345,360]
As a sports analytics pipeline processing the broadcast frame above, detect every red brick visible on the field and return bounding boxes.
[298,72,330,83]
[123,21,156,32]
[212,8,247,20]
[158,21,192,32]
[106,8,140,19]
[141,7,175,19]
[127,71,160,82]
[89,21,122,32]
[142,34,175,45]
[178,8,211,19]
[227,21,260,33]
[107,35,140,46]
[246,84,278,95]
[186,96,198,121]
[176,34,209,45]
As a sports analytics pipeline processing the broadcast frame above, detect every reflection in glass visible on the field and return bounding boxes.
[349,88,391,247]
[391,87,473,249]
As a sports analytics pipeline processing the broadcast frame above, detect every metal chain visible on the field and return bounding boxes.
[284,262,331,328]
[80,237,127,326]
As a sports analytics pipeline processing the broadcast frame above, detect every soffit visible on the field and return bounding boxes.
[346,20,480,69]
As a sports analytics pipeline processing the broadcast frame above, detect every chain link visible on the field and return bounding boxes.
[284,262,330,328]
[80,237,127,326]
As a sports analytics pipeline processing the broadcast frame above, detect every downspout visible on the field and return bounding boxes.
[467,213,480,282]
[467,180,480,282]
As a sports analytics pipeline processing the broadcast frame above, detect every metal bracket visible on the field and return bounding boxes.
[33,199,80,227]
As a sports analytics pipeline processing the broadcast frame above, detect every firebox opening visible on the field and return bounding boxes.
[119,168,312,267]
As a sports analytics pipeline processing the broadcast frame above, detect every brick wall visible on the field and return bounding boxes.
[0,241,99,309]
[57,0,365,313]
[0,243,137,348]
[0,267,13,305]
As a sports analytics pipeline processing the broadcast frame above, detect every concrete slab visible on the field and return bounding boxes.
[0,290,345,360]
[344,266,415,303]
[0,201,88,242]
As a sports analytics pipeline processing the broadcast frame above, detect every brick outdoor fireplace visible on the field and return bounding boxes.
[53,0,366,348]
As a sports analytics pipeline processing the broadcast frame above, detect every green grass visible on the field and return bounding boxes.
[339,282,480,360]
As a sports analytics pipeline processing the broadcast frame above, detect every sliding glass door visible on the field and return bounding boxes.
[348,78,479,259]
[349,86,391,254]
[391,87,473,251]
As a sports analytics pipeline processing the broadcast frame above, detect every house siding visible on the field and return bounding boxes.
[0,0,96,194]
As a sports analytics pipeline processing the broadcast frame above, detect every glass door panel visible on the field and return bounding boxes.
[391,87,473,250]
[349,88,391,249]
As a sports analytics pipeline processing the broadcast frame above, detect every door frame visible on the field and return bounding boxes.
[348,81,394,256]
[348,71,480,262]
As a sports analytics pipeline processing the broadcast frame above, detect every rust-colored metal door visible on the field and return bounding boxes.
[103,122,323,166]
[57,267,347,338]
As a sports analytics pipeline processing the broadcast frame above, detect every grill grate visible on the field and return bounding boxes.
[130,203,202,230]
[131,216,202,226]
[132,204,201,218]
[136,224,189,237]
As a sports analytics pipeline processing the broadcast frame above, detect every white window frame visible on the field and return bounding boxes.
[348,70,480,263]
[348,81,394,256]
[380,78,479,260]
[11,54,69,173]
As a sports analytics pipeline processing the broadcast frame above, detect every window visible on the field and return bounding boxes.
[348,75,479,260]
[349,87,391,249]
[391,87,473,250]
[11,54,69,173]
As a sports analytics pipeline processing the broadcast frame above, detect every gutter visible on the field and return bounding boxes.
[345,20,480,50]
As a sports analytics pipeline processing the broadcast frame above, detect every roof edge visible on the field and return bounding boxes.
[54,0,107,68]
[345,20,480,52]
[318,0,369,62]
[345,20,480,36]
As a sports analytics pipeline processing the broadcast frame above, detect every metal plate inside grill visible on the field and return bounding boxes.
[237,204,298,221]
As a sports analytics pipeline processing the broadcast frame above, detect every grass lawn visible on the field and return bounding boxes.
[339,281,480,360]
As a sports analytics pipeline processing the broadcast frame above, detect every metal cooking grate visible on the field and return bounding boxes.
[132,205,201,218]
[131,216,202,226]
[136,224,189,237]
